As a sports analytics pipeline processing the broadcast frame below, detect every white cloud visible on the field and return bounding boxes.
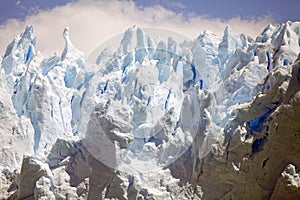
[0,0,274,57]
[170,2,186,9]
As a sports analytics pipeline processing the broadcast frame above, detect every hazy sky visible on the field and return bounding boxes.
[134,0,299,22]
[1,0,299,24]
[0,0,298,56]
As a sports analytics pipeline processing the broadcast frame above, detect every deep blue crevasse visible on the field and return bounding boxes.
[164,89,171,110]
[247,109,274,134]
[252,137,267,153]
[199,79,203,90]
[25,45,34,65]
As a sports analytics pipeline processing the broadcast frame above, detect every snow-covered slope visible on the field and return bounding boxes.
[0,21,299,199]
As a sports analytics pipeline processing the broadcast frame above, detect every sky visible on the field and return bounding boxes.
[0,0,299,56]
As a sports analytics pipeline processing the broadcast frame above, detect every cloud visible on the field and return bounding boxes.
[0,0,274,57]
[170,2,186,9]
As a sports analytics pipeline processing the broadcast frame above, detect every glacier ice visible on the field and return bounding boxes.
[0,21,299,199]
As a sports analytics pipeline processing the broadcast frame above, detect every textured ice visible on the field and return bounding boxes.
[0,22,299,184]
[80,28,197,172]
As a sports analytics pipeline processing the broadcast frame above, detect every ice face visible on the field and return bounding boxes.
[1,22,299,174]
[0,26,89,160]
[81,28,197,172]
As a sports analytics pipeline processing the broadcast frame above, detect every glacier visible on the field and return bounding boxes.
[0,21,299,199]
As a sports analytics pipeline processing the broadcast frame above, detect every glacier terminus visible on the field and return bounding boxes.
[0,21,300,199]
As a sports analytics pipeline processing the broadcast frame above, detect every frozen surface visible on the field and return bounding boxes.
[0,21,299,199]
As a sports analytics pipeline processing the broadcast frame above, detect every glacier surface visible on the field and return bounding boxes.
[0,21,299,199]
